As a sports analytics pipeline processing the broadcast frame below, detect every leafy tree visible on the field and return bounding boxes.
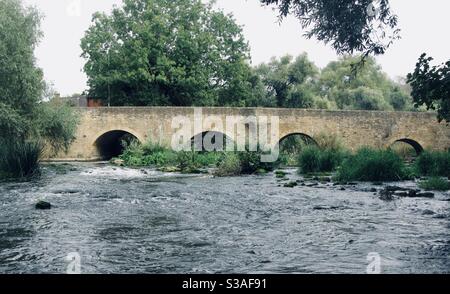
[317,55,412,111]
[81,0,253,106]
[0,0,78,158]
[252,54,412,111]
[407,54,450,122]
[0,0,44,138]
[253,54,319,108]
[35,101,79,154]
[260,0,400,57]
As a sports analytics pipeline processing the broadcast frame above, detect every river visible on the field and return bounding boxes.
[0,162,449,273]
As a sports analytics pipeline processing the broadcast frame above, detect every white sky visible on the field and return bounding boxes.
[23,0,450,96]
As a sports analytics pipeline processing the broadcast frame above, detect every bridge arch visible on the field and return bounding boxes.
[278,133,318,150]
[94,129,142,160]
[388,138,424,156]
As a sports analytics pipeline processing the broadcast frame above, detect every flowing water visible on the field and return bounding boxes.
[0,163,449,274]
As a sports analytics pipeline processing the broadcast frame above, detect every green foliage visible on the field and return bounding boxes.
[81,0,254,107]
[0,0,44,120]
[336,148,408,182]
[316,56,412,111]
[253,54,319,108]
[279,134,314,166]
[237,150,278,174]
[407,53,450,122]
[0,0,79,169]
[298,146,345,174]
[250,54,413,111]
[35,102,79,154]
[260,0,400,56]
[0,0,44,143]
[0,140,43,179]
[214,153,242,177]
[414,151,450,177]
[0,103,31,139]
[419,177,450,191]
[119,140,175,167]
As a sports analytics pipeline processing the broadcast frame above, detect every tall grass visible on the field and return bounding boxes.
[419,177,450,191]
[336,148,408,182]
[0,141,43,179]
[298,146,346,174]
[415,151,450,177]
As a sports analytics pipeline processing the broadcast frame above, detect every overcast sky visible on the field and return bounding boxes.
[23,0,450,96]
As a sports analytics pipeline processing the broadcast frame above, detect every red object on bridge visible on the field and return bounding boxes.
[87,98,104,107]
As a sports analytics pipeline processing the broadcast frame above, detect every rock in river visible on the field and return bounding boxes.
[35,201,51,210]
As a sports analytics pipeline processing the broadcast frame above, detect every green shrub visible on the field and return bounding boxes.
[298,146,345,174]
[298,146,320,173]
[0,141,43,179]
[238,150,277,174]
[336,148,407,182]
[35,102,79,154]
[118,140,144,166]
[215,153,242,177]
[141,140,166,155]
[415,151,450,177]
[194,152,223,167]
[419,177,450,191]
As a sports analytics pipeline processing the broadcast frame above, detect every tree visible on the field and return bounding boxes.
[0,0,44,139]
[81,0,253,107]
[0,0,78,154]
[260,0,400,57]
[253,54,319,108]
[407,54,450,123]
[317,55,412,111]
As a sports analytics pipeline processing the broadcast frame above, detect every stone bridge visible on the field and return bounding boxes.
[51,107,450,161]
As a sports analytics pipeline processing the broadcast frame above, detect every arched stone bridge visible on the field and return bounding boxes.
[51,107,450,161]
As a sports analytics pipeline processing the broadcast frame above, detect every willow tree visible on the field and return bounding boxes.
[0,0,44,139]
[81,0,254,107]
[0,0,78,153]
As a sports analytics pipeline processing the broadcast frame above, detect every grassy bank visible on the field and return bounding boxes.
[115,140,277,176]
[115,137,449,189]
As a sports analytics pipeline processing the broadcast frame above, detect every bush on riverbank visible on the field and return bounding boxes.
[214,153,242,176]
[117,139,278,175]
[419,177,450,191]
[336,148,408,182]
[0,141,43,179]
[415,151,450,177]
[298,146,346,174]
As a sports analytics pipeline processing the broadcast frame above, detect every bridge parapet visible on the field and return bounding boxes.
[48,107,449,161]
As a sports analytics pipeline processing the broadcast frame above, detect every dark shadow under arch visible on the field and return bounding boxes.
[278,133,318,152]
[190,131,234,152]
[391,138,424,156]
[95,130,139,160]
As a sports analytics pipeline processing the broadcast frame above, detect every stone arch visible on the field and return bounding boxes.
[278,133,318,148]
[388,138,424,156]
[94,129,141,160]
[277,133,318,160]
